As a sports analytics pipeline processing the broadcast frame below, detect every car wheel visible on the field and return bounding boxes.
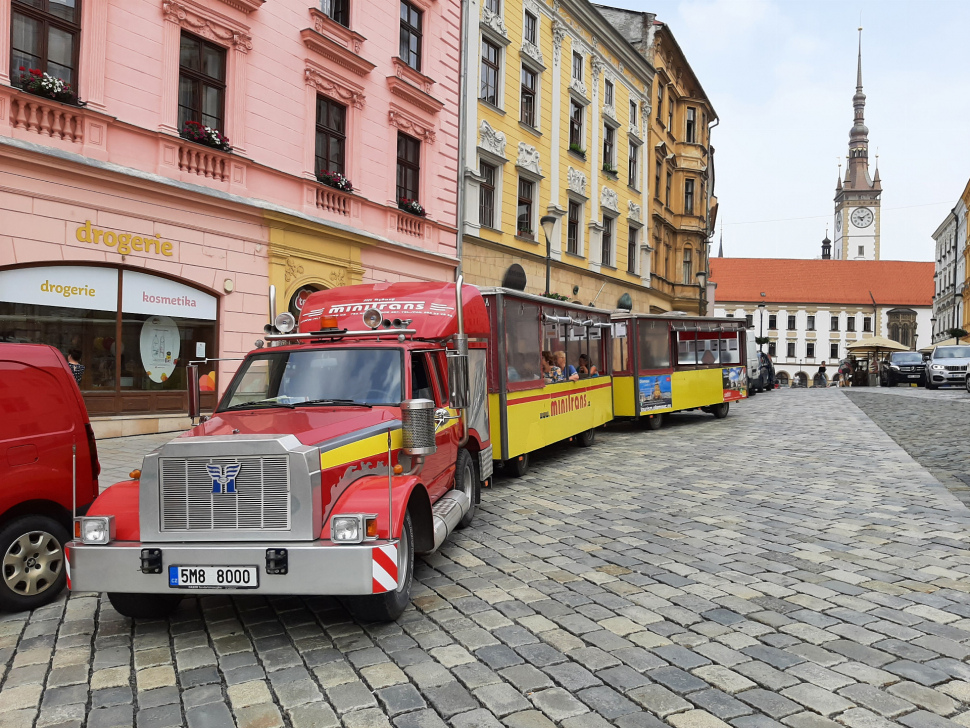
[576,428,595,447]
[108,593,183,620]
[507,453,529,478]
[454,449,477,529]
[643,413,663,430]
[0,516,68,612]
[343,511,414,622]
[712,402,730,419]
[927,383,937,390]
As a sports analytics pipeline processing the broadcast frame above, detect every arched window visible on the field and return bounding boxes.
[887,308,917,349]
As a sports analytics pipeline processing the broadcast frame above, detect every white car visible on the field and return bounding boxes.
[745,335,762,394]
[926,345,970,390]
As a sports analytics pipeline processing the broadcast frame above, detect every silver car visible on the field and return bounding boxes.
[926,345,970,390]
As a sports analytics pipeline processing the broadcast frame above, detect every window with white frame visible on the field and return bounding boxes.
[604,79,614,107]
[520,65,537,127]
[321,0,349,26]
[602,215,614,267]
[480,39,500,106]
[567,200,582,256]
[602,125,615,172]
[629,99,638,129]
[628,142,639,188]
[524,11,537,45]
[569,100,584,151]
[682,247,692,284]
[627,227,638,275]
[479,162,496,229]
[686,106,696,143]
[517,178,534,239]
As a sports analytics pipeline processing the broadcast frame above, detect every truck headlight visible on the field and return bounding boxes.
[75,516,115,545]
[331,514,379,544]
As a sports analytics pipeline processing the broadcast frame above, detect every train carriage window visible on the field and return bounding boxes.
[696,332,720,365]
[587,322,605,375]
[504,299,541,387]
[677,331,697,365]
[611,321,629,373]
[719,331,740,364]
[639,320,671,371]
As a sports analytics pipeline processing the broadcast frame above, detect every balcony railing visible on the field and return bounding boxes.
[10,95,84,143]
[315,186,351,217]
[394,212,424,238]
[176,141,231,182]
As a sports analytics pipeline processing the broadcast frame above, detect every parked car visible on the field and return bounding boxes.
[879,352,926,387]
[0,344,100,611]
[926,345,970,390]
[745,335,762,395]
[757,352,776,391]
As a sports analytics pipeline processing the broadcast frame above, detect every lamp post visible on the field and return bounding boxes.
[695,269,708,315]
[930,316,938,343]
[757,301,766,352]
[540,216,558,296]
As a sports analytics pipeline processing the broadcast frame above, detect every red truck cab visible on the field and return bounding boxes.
[0,343,100,611]
[68,280,491,622]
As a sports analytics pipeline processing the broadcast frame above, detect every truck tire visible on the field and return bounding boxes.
[108,593,183,620]
[507,453,529,478]
[343,511,414,622]
[712,403,730,419]
[576,428,595,447]
[455,449,477,529]
[644,413,663,430]
[0,516,68,612]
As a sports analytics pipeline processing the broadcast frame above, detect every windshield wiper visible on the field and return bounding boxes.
[223,399,296,410]
[299,399,373,408]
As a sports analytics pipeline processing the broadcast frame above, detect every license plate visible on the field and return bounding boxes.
[908,375,919,378]
[168,566,259,589]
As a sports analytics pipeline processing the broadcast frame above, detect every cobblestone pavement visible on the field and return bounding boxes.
[9,390,970,728]
[846,387,970,507]
[95,433,187,492]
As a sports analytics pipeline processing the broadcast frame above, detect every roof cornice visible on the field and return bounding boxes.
[560,0,655,89]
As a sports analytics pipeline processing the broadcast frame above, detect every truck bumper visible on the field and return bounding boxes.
[66,539,399,596]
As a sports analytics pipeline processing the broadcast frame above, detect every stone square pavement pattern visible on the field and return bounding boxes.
[5,389,970,728]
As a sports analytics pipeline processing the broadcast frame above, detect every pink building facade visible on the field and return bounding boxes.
[0,0,461,435]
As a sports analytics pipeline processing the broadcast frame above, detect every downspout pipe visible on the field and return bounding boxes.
[455,276,470,447]
[455,0,470,282]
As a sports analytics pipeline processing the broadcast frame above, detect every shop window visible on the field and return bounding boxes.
[479,162,496,229]
[178,31,227,133]
[320,0,349,27]
[638,320,670,370]
[315,96,346,176]
[396,132,420,203]
[505,300,540,387]
[11,0,82,89]
[719,332,740,364]
[399,0,422,71]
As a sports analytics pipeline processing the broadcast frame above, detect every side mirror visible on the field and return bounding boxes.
[187,363,201,424]
[400,399,437,455]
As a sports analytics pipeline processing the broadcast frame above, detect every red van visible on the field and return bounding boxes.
[0,344,100,611]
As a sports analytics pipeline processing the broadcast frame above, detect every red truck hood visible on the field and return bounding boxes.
[181,406,399,446]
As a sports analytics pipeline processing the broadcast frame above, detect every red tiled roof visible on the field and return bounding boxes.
[709,258,934,306]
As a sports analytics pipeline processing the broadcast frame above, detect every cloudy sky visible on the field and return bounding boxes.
[604,0,970,261]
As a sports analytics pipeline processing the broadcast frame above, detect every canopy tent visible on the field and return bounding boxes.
[845,337,910,354]
[918,337,968,355]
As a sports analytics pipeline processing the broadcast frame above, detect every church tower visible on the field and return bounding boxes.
[833,29,881,260]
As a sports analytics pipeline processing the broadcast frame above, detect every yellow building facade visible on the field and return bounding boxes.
[460,0,696,312]
[963,180,970,335]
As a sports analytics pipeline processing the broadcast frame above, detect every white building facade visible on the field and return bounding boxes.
[932,210,960,342]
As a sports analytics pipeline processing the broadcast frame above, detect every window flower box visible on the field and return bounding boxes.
[317,170,354,192]
[17,68,80,106]
[398,199,426,217]
[180,121,232,153]
[568,143,586,159]
[517,228,534,238]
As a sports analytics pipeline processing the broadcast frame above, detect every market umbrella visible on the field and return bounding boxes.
[919,337,966,354]
[845,336,911,354]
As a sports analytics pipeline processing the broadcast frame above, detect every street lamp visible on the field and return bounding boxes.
[695,269,708,315]
[930,316,938,343]
[540,215,558,296]
[757,301,766,352]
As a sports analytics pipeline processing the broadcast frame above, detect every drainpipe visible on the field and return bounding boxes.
[454,0,470,282]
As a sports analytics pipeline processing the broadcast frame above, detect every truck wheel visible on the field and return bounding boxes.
[507,453,529,478]
[576,428,595,447]
[343,511,414,622]
[108,593,183,620]
[644,413,663,430]
[0,516,68,612]
[455,449,477,529]
[712,403,730,419]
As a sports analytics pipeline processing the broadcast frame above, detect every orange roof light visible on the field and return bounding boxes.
[319,315,339,330]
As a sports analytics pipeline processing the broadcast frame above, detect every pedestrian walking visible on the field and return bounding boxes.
[66,349,84,386]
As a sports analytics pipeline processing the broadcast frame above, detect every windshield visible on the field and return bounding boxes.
[891,353,922,364]
[934,347,970,360]
[219,348,403,410]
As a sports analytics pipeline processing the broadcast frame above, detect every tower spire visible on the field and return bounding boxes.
[717,226,723,258]
[846,26,871,190]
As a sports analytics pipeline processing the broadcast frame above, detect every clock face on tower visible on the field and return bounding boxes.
[851,207,874,228]
[835,212,841,232]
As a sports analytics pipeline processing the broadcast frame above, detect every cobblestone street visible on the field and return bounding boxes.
[7,389,970,728]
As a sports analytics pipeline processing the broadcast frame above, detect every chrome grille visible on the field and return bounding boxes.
[944,365,968,372]
[159,456,290,531]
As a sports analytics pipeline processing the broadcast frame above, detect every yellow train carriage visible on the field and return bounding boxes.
[480,288,614,477]
[611,313,749,429]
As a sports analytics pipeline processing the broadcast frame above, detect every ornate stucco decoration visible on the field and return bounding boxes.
[389,110,436,144]
[284,257,305,283]
[481,5,508,39]
[591,58,606,84]
[517,142,542,176]
[569,77,587,98]
[628,119,640,137]
[567,167,586,196]
[163,0,252,52]
[305,66,365,109]
[603,102,617,123]
[628,201,642,223]
[522,40,543,65]
[479,120,507,158]
[551,21,566,65]
[601,186,619,212]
